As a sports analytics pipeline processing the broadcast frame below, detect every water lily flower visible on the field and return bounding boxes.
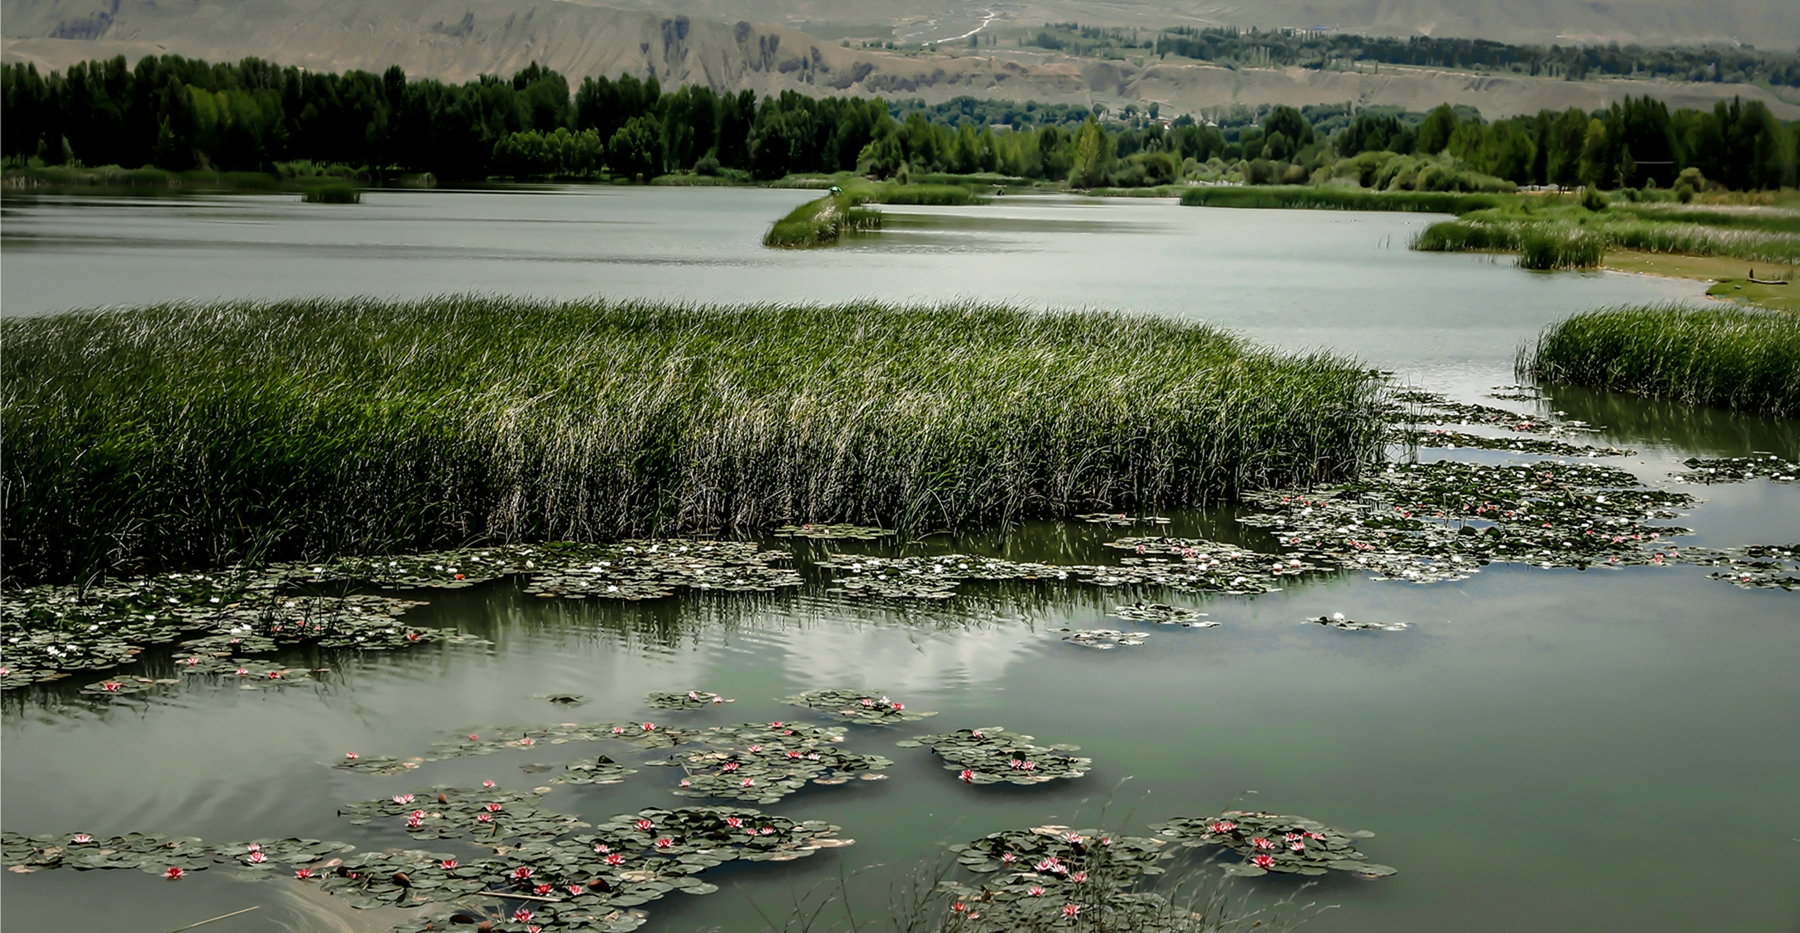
[605,853,624,866]
[1035,857,1061,872]
[513,909,533,923]
[726,818,743,828]
[1252,837,1275,851]
[723,762,739,771]
[101,681,122,692]
[1062,904,1082,918]
[477,813,492,823]
[959,769,974,783]
[394,794,415,805]
[406,817,423,828]
[679,778,692,788]
[512,867,533,881]
[567,885,584,896]
[1284,833,1302,842]
[641,723,654,731]
[518,737,533,746]
[163,866,185,880]
[441,859,458,869]
[247,852,267,864]
[950,903,969,914]
[654,838,673,848]
[533,884,552,895]
[636,819,654,831]
[612,726,626,734]
[741,778,755,787]
[294,868,314,879]
[759,827,774,835]
[1290,841,1306,852]
[748,745,762,753]
[1027,885,1045,896]
[1071,871,1088,883]
[482,780,495,788]
[1062,832,1084,844]
[892,702,904,710]
[1209,821,1237,834]
[345,752,359,760]
[485,803,503,812]
[1250,855,1275,870]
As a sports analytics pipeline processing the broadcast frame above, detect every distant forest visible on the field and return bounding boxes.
[1,54,1793,190]
[1026,24,1800,86]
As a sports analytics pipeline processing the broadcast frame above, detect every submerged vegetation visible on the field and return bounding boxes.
[1,298,1387,583]
[1522,305,1800,416]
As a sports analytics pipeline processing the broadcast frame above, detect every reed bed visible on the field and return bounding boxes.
[1518,230,1605,269]
[1179,186,1503,214]
[1,298,1389,582]
[762,192,881,247]
[1412,214,1800,266]
[874,184,984,206]
[1521,304,1800,417]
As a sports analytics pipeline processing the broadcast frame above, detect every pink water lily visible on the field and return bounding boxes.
[568,885,584,896]
[1209,821,1237,834]
[1290,841,1306,852]
[680,778,692,788]
[641,723,655,731]
[482,780,495,788]
[1251,837,1275,851]
[759,827,775,835]
[405,816,422,828]
[345,752,359,760]
[605,853,624,866]
[1000,853,1015,863]
[1062,832,1084,844]
[655,837,673,848]
[1034,857,1061,872]
[512,866,533,881]
[959,769,975,783]
[71,834,92,844]
[741,778,755,787]
[595,844,610,853]
[513,909,533,923]
[1027,885,1045,896]
[163,866,184,880]
[726,817,743,828]
[636,819,654,831]
[247,852,267,864]
[748,745,763,753]
[485,803,503,812]
[1062,904,1082,918]
[393,794,415,805]
[101,681,122,692]
[441,859,458,869]
[723,762,739,771]
[533,884,552,895]
[1284,833,1301,842]
[1071,871,1089,883]
[518,737,533,746]
[411,810,426,819]
[294,868,314,879]
[1251,855,1275,870]
[892,702,904,710]
[477,813,492,823]
[612,726,626,734]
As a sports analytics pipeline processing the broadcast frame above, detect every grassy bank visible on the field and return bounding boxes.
[1,299,1388,583]
[762,191,882,247]
[1179,186,1504,214]
[1521,304,1800,417]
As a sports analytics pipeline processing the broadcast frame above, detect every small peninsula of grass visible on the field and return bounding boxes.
[1,299,1388,582]
[1521,305,1800,417]
[762,190,882,247]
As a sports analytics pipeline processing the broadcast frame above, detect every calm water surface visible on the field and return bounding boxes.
[2,187,1796,933]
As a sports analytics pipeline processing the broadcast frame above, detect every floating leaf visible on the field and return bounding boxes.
[782,689,936,724]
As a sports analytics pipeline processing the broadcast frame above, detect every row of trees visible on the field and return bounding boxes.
[2,54,1794,189]
[1338,98,1797,191]
[1029,23,1800,87]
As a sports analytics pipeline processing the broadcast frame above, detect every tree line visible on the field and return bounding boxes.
[2,54,1794,190]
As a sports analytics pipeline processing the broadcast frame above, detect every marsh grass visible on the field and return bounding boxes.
[763,192,882,247]
[1,299,1389,582]
[1518,230,1605,270]
[876,184,985,206]
[1179,186,1503,214]
[1521,304,1800,416]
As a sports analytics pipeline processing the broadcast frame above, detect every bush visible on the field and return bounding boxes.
[1580,187,1610,212]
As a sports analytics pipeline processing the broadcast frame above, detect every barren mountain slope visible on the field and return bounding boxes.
[4,0,1796,120]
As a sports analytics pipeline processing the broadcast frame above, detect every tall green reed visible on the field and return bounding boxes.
[2,299,1390,582]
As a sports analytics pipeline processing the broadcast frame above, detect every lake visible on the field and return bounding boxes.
[2,186,1796,933]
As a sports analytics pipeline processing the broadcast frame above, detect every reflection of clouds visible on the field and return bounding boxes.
[778,619,1035,693]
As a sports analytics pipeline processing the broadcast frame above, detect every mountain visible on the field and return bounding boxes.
[4,0,1797,120]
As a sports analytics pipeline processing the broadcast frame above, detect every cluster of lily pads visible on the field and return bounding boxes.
[1149,810,1395,878]
[281,540,801,600]
[1307,613,1409,632]
[2,800,851,933]
[1389,389,1595,437]
[783,688,935,724]
[770,524,893,540]
[1073,513,1171,527]
[0,569,446,691]
[1059,629,1150,648]
[898,727,1092,785]
[1240,460,1694,584]
[1670,456,1799,484]
[1411,428,1632,457]
[649,721,893,804]
[1108,603,1215,627]
[644,690,731,710]
[1685,544,1800,590]
[937,824,1172,928]
[815,540,1319,601]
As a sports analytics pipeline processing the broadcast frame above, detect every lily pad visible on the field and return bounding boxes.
[770,524,893,540]
[1058,629,1148,649]
[1671,456,1799,484]
[935,824,1173,930]
[649,721,891,804]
